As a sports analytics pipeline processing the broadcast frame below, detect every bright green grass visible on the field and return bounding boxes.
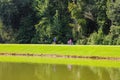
[0,44,120,68]
[0,44,120,57]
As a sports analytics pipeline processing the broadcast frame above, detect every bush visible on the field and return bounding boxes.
[103,25,120,45]
[103,35,112,45]
[116,37,120,45]
[76,37,88,45]
[87,29,104,45]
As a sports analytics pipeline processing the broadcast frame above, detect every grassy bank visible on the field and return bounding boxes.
[0,44,120,57]
[0,44,120,67]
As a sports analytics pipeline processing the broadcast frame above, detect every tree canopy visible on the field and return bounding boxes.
[0,0,120,45]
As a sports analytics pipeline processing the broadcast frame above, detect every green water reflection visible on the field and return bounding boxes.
[0,63,120,80]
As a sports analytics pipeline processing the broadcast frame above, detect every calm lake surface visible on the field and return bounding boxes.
[0,62,120,80]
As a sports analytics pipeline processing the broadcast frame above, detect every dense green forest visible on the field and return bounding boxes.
[0,0,120,45]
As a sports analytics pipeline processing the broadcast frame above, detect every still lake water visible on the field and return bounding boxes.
[0,62,120,80]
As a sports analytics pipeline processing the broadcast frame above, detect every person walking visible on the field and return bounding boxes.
[53,37,57,44]
[67,38,73,45]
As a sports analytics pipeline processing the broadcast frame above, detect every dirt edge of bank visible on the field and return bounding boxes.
[0,53,120,61]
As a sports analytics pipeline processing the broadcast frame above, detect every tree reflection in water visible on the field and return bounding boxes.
[0,63,120,80]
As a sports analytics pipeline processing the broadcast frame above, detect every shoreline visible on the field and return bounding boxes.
[0,53,120,61]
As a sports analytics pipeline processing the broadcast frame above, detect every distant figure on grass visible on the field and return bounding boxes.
[67,39,73,45]
[53,37,57,44]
